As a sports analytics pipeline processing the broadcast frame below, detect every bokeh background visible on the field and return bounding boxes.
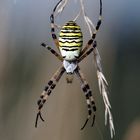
[0,0,140,140]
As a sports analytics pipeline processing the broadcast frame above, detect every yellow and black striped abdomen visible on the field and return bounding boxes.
[59,21,83,61]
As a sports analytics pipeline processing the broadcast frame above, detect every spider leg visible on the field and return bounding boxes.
[50,0,63,51]
[80,0,102,57]
[78,41,97,63]
[41,43,63,61]
[35,66,65,127]
[75,67,96,130]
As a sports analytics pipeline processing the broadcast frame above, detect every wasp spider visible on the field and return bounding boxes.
[35,0,103,130]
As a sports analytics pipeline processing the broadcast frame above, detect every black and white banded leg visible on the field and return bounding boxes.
[41,43,63,61]
[78,41,97,63]
[79,0,102,57]
[75,67,96,130]
[35,66,65,127]
[50,0,63,51]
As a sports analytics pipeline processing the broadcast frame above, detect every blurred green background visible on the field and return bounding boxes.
[0,0,140,140]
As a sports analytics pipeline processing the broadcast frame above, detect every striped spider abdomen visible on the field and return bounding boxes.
[59,21,83,61]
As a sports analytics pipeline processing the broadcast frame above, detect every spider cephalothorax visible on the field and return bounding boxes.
[35,0,115,137]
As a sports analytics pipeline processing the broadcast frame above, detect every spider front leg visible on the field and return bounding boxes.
[35,66,65,127]
[75,67,96,130]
